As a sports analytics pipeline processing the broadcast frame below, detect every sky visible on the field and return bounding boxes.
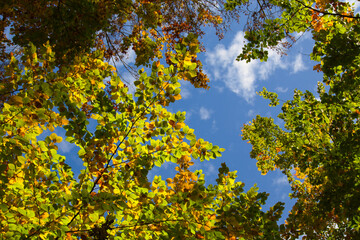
[166,28,321,220]
[53,14,321,225]
[50,1,360,225]
[122,23,322,221]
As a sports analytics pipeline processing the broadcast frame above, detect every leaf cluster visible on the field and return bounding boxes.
[0,1,285,239]
[238,0,360,238]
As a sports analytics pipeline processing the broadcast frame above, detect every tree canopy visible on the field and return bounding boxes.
[237,0,360,238]
[0,0,284,239]
[2,0,360,239]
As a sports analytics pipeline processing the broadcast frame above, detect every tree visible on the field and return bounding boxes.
[0,0,242,88]
[0,1,284,239]
[235,0,360,238]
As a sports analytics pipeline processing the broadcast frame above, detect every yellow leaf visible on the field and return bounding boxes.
[64,185,71,195]
[49,133,57,140]
[110,144,117,152]
[98,82,106,89]
[3,102,11,109]
[173,94,182,100]
[61,118,69,125]
[9,95,23,105]
[46,46,52,54]
[56,136,63,143]
[184,56,192,66]
[48,125,55,132]
[125,147,133,153]
[41,212,49,220]
[346,17,353,23]
[91,114,100,120]
[174,122,185,129]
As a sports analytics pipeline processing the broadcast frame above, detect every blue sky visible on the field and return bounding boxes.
[116,24,322,221]
[52,19,321,224]
[51,1,360,224]
[168,28,321,220]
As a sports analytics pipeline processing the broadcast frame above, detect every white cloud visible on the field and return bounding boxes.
[205,163,217,176]
[207,31,287,102]
[199,107,211,120]
[247,109,256,118]
[124,48,136,64]
[58,140,74,153]
[215,85,224,93]
[180,81,191,99]
[273,175,288,186]
[292,54,307,73]
[211,120,218,132]
[181,88,191,99]
[281,193,289,201]
[275,86,288,93]
[258,50,287,80]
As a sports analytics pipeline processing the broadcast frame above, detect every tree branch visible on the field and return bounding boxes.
[295,0,360,19]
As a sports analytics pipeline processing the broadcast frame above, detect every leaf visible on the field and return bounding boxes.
[89,212,99,222]
[9,95,23,105]
[173,94,182,101]
[0,1,284,239]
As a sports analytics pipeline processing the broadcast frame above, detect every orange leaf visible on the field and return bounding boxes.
[173,94,182,100]
[196,233,204,239]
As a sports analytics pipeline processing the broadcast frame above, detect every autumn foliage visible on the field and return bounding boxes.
[237,0,360,238]
[3,0,358,239]
[0,0,284,239]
